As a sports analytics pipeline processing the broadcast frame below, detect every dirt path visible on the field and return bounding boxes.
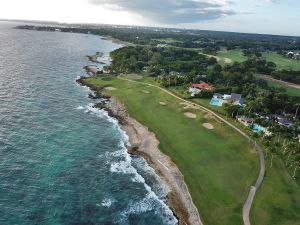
[119,77,265,225]
[261,75,300,90]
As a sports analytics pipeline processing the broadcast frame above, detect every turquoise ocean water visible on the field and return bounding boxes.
[0,22,177,225]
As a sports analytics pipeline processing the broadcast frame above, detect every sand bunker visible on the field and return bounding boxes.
[159,102,167,106]
[184,112,197,119]
[141,90,151,94]
[203,123,214,129]
[224,58,232,64]
[105,87,117,91]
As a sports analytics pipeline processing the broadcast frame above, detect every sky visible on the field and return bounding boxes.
[0,0,299,36]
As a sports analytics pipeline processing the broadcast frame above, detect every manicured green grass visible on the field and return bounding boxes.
[262,52,300,71]
[251,157,300,225]
[85,76,259,225]
[169,85,300,225]
[217,49,247,65]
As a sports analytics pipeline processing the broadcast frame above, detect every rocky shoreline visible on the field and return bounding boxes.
[76,76,203,225]
[86,52,106,64]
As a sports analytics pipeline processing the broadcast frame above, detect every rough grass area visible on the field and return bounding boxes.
[85,76,259,225]
[265,79,300,97]
[262,52,300,71]
[251,157,300,225]
[253,74,300,97]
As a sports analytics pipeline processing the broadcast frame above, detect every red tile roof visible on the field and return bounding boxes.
[192,82,214,89]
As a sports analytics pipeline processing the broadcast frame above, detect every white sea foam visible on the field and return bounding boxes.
[76,105,84,110]
[79,103,177,225]
[101,198,112,208]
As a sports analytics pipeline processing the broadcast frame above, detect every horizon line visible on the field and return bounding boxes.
[1,18,300,39]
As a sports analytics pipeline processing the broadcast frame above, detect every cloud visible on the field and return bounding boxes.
[265,0,277,3]
[87,0,235,24]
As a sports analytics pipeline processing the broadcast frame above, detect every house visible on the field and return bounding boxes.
[189,82,214,97]
[286,51,294,57]
[170,71,184,78]
[277,118,293,127]
[213,93,223,99]
[191,82,214,90]
[230,93,245,106]
[236,116,254,127]
[286,51,300,60]
[210,93,245,107]
[156,44,168,48]
[223,94,231,100]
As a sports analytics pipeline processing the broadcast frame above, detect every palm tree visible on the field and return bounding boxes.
[269,144,279,168]
[292,155,300,179]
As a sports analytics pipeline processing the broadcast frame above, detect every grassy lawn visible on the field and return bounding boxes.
[167,85,300,225]
[251,157,300,225]
[262,52,300,71]
[85,76,259,225]
[217,49,247,65]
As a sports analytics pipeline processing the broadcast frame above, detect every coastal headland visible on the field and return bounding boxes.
[76,72,260,225]
[76,76,202,225]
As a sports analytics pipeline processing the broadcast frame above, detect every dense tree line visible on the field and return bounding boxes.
[271,70,300,84]
[17,25,300,51]
[107,46,217,76]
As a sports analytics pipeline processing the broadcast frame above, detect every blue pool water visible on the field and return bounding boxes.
[210,98,222,106]
[252,124,265,133]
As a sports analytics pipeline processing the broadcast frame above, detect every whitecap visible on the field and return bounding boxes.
[101,198,112,208]
[76,105,84,110]
[79,103,177,225]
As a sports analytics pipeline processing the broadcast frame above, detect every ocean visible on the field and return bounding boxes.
[0,22,177,225]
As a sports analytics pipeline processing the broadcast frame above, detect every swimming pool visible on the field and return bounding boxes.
[252,123,266,133]
[210,98,222,106]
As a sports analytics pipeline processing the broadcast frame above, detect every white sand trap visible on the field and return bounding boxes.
[184,112,197,119]
[224,58,232,64]
[105,87,117,91]
[159,102,167,106]
[203,123,214,129]
[141,90,151,94]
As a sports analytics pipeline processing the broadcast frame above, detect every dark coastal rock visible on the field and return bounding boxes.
[77,75,128,125]
[86,52,105,64]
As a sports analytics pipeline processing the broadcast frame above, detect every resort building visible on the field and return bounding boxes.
[277,118,293,127]
[236,116,254,127]
[210,93,245,107]
[189,82,215,96]
[156,44,168,48]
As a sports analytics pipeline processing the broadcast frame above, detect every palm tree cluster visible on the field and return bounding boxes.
[262,135,300,180]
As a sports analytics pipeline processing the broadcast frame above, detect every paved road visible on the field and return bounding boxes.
[119,77,266,225]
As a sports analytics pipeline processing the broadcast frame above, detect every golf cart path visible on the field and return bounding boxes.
[119,77,265,225]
